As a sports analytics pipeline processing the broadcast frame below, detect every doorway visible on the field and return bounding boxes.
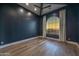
[46,13,60,39]
[43,9,66,41]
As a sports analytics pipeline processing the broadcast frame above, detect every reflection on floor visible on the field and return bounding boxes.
[0,38,79,56]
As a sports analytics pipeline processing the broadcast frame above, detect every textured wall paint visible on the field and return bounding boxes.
[0,4,42,45]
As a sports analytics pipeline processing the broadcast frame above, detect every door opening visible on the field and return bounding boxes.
[46,13,60,39]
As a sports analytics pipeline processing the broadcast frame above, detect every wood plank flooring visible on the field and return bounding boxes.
[0,38,79,56]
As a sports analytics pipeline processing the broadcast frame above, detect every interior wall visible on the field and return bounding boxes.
[66,4,79,43]
[77,8,79,43]
[0,4,42,45]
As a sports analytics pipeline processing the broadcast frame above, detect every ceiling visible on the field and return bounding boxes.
[18,3,67,16]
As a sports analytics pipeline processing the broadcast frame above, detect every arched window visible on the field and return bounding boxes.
[46,14,60,35]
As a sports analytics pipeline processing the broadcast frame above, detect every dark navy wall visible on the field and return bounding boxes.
[77,6,79,43]
[0,4,42,45]
[66,4,79,43]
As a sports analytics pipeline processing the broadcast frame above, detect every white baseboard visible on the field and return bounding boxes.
[46,37,79,48]
[0,36,40,49]
[66,41,79,48]
[66,41,77,45]
[0,36,79,49]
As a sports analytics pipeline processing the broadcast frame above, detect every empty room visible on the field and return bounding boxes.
[0,3,79,56]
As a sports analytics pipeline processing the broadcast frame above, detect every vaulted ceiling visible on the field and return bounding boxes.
[18,3,67,16]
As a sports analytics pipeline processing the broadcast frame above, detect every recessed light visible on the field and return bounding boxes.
[34,8,37,11]
[19,8,24,13]
[27,12,32,16]
[26,3,29,6]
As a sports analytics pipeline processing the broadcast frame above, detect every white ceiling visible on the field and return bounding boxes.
[18,3,67,16]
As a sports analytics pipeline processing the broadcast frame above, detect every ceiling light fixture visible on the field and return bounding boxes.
[19,8,24,13]
[34,8,37,11]
[26,3,29,6]
[27,12,32,16]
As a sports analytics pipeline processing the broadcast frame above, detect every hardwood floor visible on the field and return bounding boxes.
[0,38,79,56]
